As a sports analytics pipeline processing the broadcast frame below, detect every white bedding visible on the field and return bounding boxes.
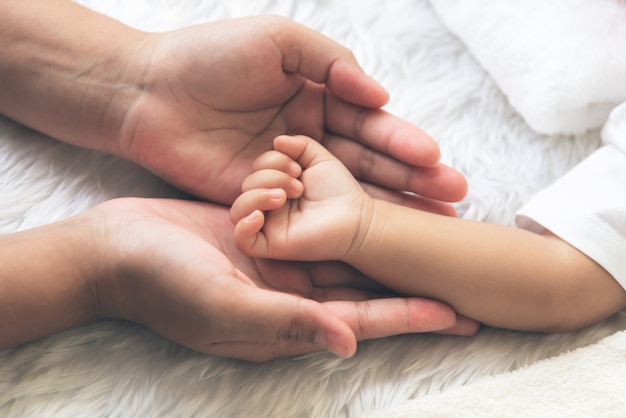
[1,1,625,416]
[431,0,626,135]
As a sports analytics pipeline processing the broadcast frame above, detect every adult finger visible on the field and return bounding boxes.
[324,131,468,203]
[325,94,440,167]
[305,260,391,292]
[256,259,392,299]
[435,315,481,336]
[207,286,358,360]
[323,297,462,340]
[264,16,389,108]
[207,310,479,361]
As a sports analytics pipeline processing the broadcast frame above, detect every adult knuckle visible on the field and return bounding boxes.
[276,318,315,343]
[356,147,377,178]
[355,302,373,340]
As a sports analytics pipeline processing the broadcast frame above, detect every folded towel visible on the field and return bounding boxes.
[429,0,626,135]
[366,330,626,417]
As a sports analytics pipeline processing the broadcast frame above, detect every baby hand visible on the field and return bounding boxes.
[230,135,373,262]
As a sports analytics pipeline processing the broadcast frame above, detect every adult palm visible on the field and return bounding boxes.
[94,198,477,361]
[119,16,466,208]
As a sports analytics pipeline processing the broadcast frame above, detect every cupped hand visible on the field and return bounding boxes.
[231,135,370,261]
[117,16,466,211]
[91,197,478,361]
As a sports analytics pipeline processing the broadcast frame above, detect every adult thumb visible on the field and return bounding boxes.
[234,288,358,359]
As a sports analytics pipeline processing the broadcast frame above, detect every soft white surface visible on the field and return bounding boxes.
[1,1,625,416]
[366,331,626,418]
[430,0,626,135]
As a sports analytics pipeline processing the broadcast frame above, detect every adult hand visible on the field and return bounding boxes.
[91,198,478,361]
[3,4,464,210]
[115,15,467,211]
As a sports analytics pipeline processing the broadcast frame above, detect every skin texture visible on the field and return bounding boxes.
[0,1,478,360]
[0,198,478,361]
[232,135,626,333]
[0,0,467,209]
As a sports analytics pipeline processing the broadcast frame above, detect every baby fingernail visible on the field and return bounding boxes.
[287,162,301,177]
[268,188,284,199]
[245,211,259,223]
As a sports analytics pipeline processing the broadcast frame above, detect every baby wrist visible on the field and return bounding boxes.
[342,198,387,266]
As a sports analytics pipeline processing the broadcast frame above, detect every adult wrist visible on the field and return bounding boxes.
[0,0,150,156]
[77,205,137,323]
[0,214,103,349]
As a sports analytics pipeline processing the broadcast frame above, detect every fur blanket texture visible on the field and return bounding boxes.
[1,1,625,416]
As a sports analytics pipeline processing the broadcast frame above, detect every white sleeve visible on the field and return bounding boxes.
[516,145,626,290]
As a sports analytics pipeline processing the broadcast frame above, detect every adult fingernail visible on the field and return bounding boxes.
[315,330,355,358]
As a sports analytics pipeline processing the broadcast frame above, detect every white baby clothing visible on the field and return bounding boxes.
[516,102,626,289]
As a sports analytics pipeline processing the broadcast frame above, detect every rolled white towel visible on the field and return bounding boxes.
[429,0,626,135]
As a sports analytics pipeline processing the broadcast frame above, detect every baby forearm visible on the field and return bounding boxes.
[0,0,145,154]
[346,200,626,332]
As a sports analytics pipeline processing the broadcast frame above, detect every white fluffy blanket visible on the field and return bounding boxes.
[431,0,626,135]
[1,1,625,416]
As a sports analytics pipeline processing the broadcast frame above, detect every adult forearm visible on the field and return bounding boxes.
[0,216,99,349]
[348,200,626,332]
[0,0,146,154]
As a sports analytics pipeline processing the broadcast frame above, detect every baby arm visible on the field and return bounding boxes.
[353,203,626,332]
[232,135,626,332]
